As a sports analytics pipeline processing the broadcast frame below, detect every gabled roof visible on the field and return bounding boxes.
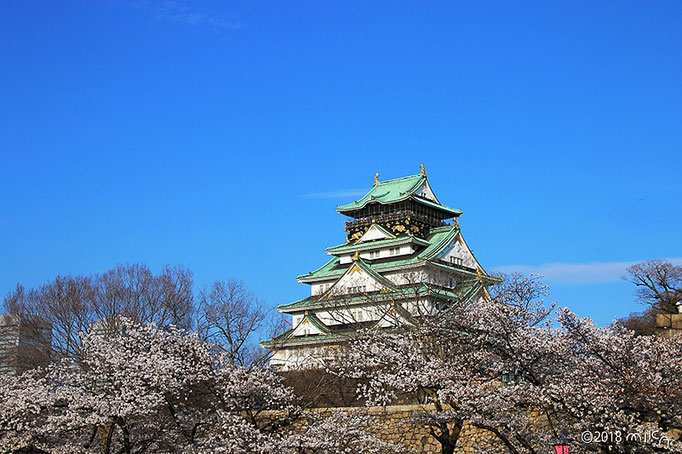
[337,174,423,211]
[415,225,460,260]
[298,312,331,334]
[299,225,462,282]
[392,302,419,326]
[336,173,462,217]
[298,256,341,281]
[261,331,350,348]
[358,223,395,241]
[351,258,399,291]
[325,236,429,255]
[263,282,488,347]
[310,258,399,305]
[264,311,331,345]
[437,281,488,317]
[279,280,481,313]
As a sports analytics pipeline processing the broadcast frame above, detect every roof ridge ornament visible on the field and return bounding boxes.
[353,250,360,261]
[420,163,426,177]
[374,172,380,186]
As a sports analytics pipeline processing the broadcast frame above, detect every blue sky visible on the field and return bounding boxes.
[1,1,681,327]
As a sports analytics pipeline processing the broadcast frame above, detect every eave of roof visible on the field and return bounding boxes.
[326,236,429,254]
[297,256,341,281]
[336,174,463,217]
[303,312,331,334]
[263,284,487,347]
[412,197,462,216]
[300,226,460,282]
[337,174,424,212]
[352,258,399,291]
[278,289,400,312]
[278,280,477,313]
[261,331,352,348]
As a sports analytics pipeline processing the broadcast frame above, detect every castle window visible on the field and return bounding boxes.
[450,256,463,266]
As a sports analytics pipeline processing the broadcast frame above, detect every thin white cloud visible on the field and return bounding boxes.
[133,1,242,31]
[303,189,367,199]
[493,257,682,285]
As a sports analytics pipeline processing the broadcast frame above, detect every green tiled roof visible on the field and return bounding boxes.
[336,173,462,216]
[279,280,476,312]
[325,236,429,254]
[278,289,407,312]
[263,282,487,347]
[415,226,459,260]
[278,295,315,310]
[352,258,399,291]
[297,257,341,280]
[299,226,460,282]
[337,174,423,211]
[288,259,399,311]
[414,197,462,215]
[438,282,487,317]
[260,312,334,347]
[261,331,351,348]
[393,302,419,325]
[426,260,502,284]
[302,312,331,334]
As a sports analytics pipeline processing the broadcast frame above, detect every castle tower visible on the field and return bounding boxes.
[263,166,496,369]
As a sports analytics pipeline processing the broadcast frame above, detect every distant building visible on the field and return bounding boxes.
[0,314,52,375]
[262,165,497,369]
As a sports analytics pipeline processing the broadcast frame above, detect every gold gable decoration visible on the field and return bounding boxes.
[476,267,485,284]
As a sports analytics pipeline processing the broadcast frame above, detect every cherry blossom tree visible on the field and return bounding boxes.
[281,410,404,454]
[553,310,682,453]
[332,273,682,454]
[0,320,399,454]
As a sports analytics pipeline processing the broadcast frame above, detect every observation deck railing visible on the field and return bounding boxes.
[345,211,449,231]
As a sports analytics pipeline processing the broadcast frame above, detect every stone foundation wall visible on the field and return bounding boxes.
[656,313,682,339]
[308,404,497,453]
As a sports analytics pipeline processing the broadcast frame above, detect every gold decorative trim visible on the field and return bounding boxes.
[476,267,485,283]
